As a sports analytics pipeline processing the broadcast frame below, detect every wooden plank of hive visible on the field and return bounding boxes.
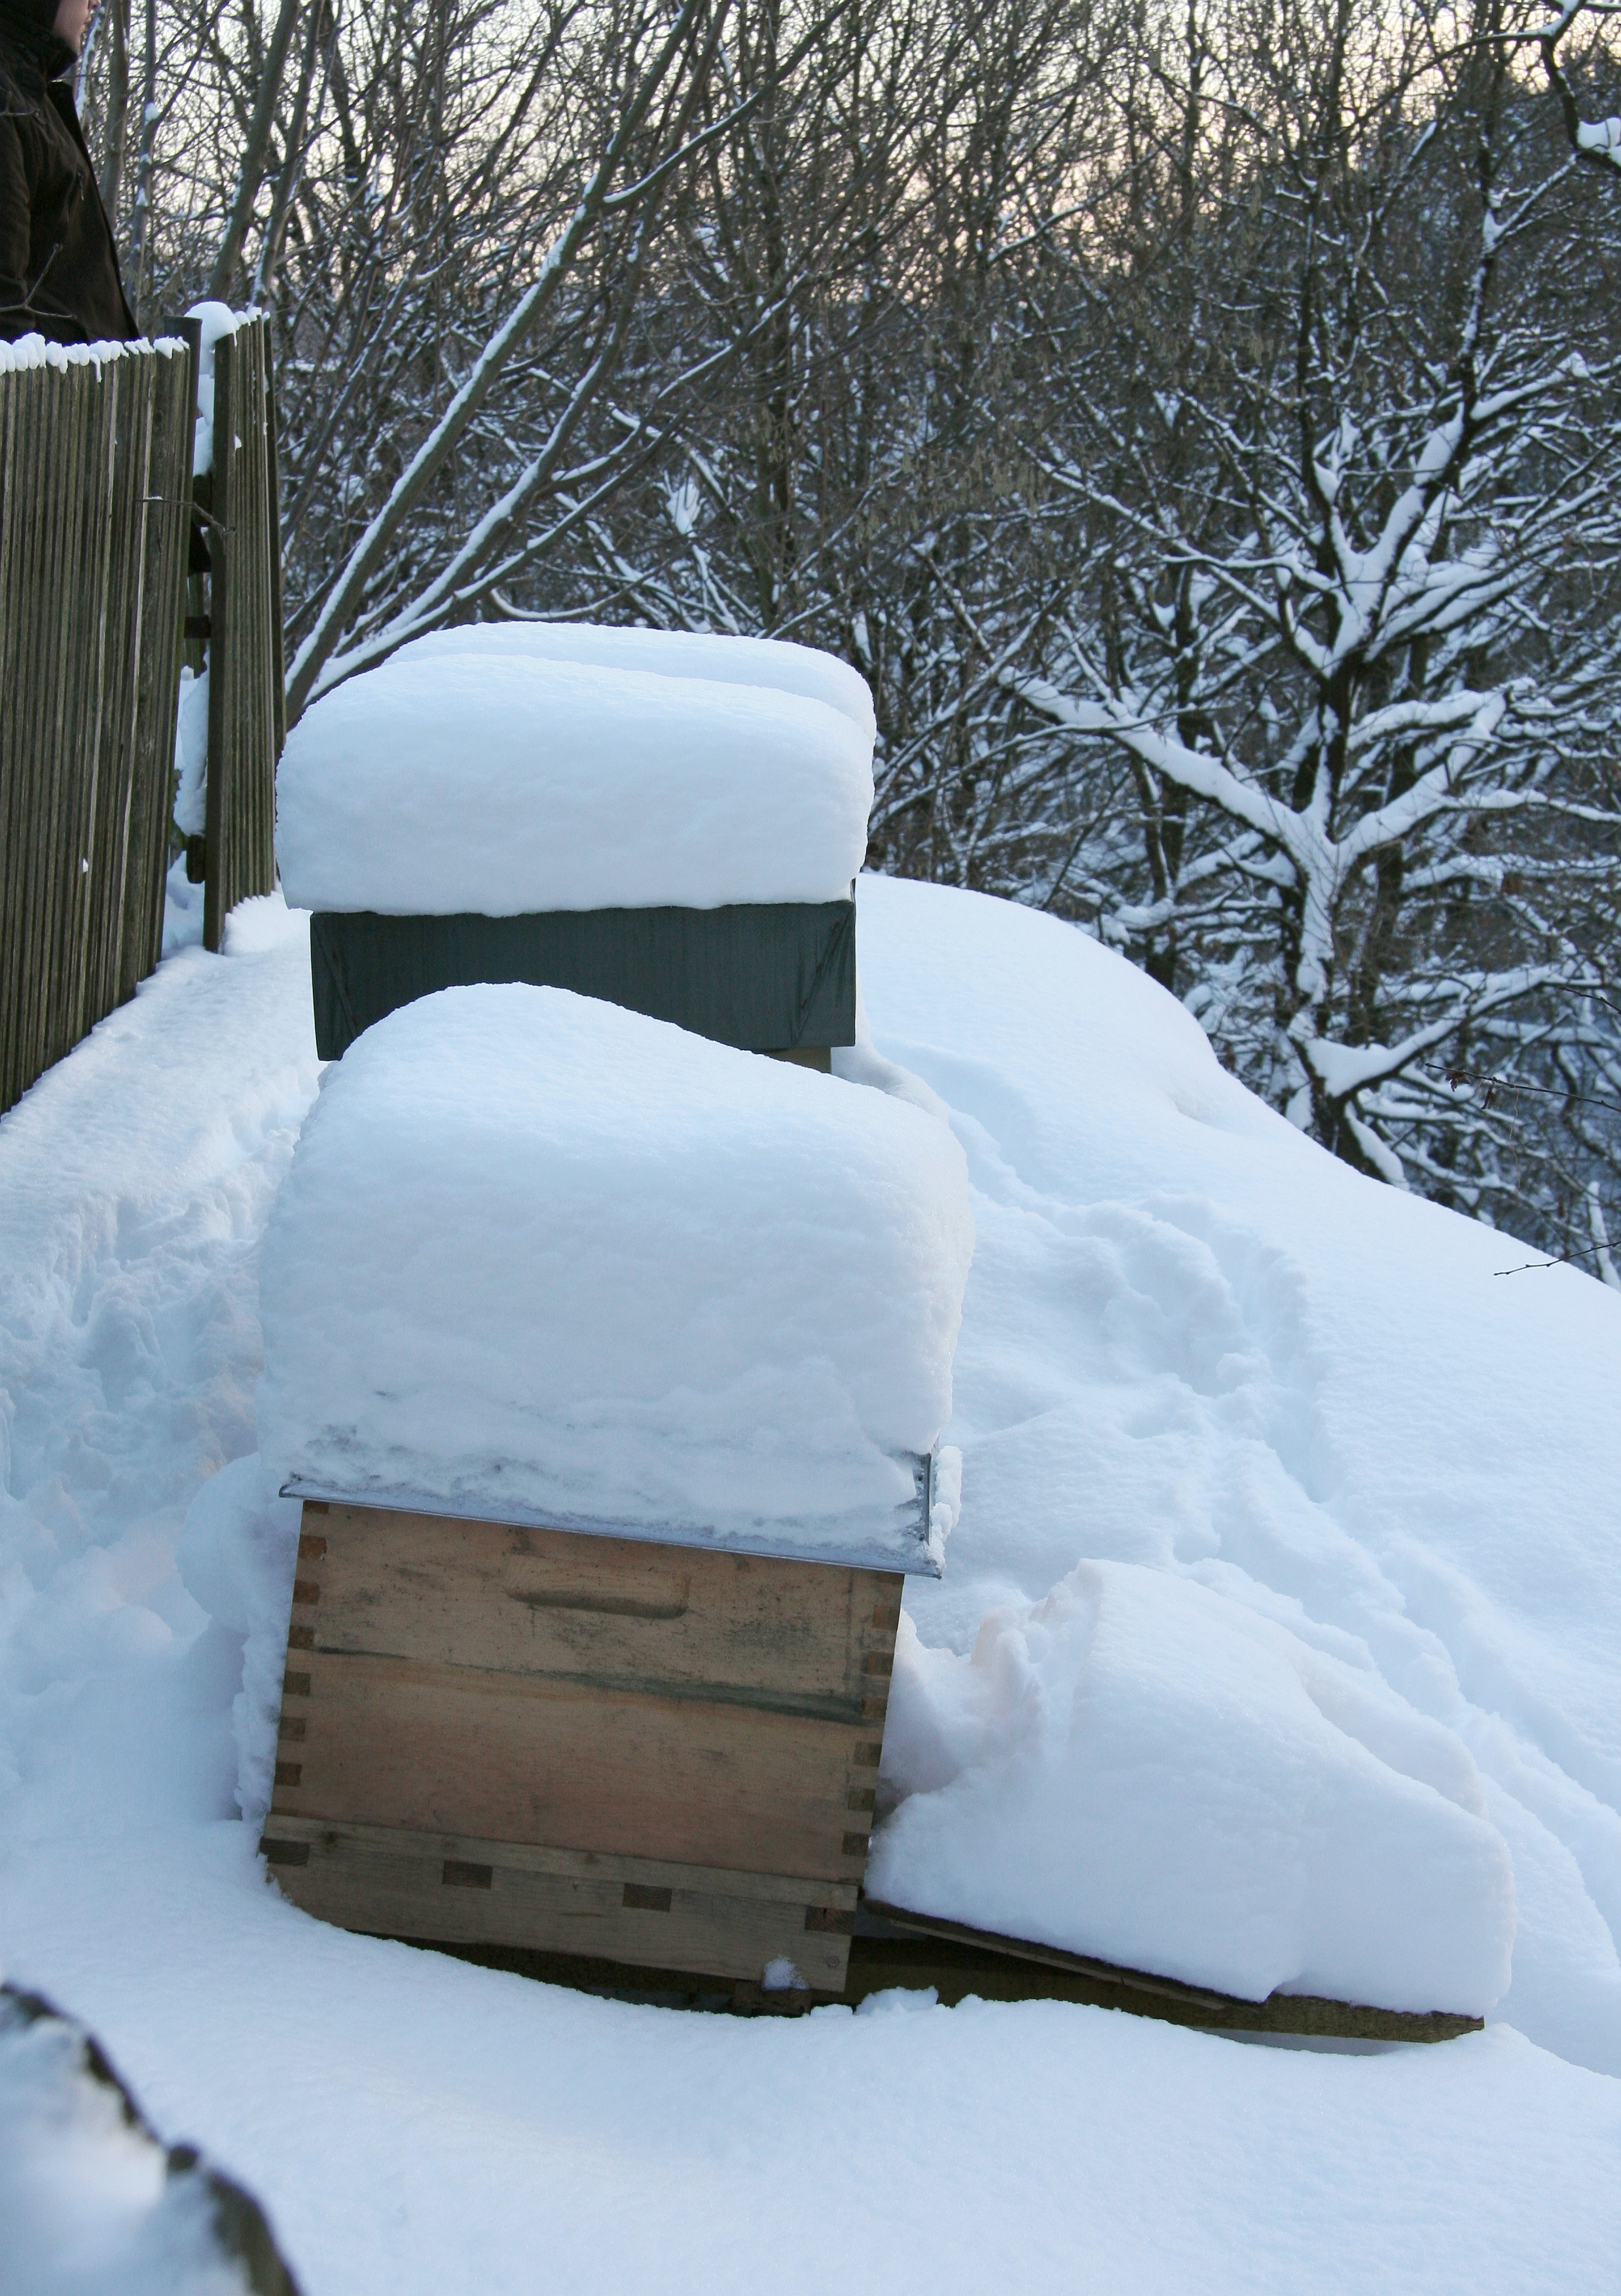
[295,1503,894,1718]
[269,1654,878,1879]
[259,1817,856,1986]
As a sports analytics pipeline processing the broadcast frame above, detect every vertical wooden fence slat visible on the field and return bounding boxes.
[0,364,29,1106]
[1,365,47,1107]
[83,351,141,1038]
[11,361,46,1103]
[203,317,281,953]
[14,356,67,1099]
[265,348,287,760]
[251,326,280,893]
[0,341,193,1118]
[202,331,232,957]
[20,360,67,1095]
[122,349,192,1001]
[42,361,96,1072]
[56,358,112,1065]
[0,363,31,1106]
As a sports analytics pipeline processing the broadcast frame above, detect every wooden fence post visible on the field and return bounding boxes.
[202,316,282,953]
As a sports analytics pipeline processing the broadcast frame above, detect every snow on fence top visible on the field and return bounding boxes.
[276,646,875,917]
[0,333,185,373]
[393,620,877,740]
[256,984,974,1570]
[185,299,251,476]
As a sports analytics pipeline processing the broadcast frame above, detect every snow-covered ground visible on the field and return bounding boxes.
[1,874,1618,2293]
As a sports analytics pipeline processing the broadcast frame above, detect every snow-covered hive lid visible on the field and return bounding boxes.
[392,619,877,739]
[256,984,973,1573]
[276,627,875,919]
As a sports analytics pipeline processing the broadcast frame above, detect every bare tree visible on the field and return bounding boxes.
[1538,0,1621,175]
[66,0,1621,1258]
[995,0,1621,1245]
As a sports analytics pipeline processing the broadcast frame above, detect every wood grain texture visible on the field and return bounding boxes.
[270,1649,875,1878]
[306,1503,891,1721]
[204,319,280,953]
[266,1502,897,1982]
[854,1906,1484,2042]
[0,344,190,1114]
[261,1813,860,1908]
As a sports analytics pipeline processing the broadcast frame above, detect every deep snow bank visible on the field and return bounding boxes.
[871,1564,1513,2013]
[276,651,873,915]
[0,1981,301,2296]
[255,984,973,1566]
[847,875,1620,2044]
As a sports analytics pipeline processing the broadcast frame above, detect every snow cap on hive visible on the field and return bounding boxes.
[276,627,875,917]
[391,619,877,738]
[255,984,974,1571]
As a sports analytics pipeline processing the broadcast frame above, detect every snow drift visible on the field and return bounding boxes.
[255,983,974,1567]
[871,1563,1515,2014]
[839,874,1621,2029]
[276,648,873,916]
[176,1454,301,1832]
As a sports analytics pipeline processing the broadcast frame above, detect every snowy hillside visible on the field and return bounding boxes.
[1,873,1618,2293]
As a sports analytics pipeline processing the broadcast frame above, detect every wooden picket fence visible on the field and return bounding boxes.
[0,318,283,1120]
[0,337,191,1117]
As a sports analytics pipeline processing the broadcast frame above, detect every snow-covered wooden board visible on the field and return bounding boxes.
[852,1902,1486,2043]
[276,1459,943,1578]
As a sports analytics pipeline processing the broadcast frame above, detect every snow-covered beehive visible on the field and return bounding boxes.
[276,624,877,1065]
[255,985,974,1992]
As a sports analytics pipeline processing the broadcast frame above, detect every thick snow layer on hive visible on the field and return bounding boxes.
[392,619,876,738]
[276,650,873,916]
[255,984,973,1569]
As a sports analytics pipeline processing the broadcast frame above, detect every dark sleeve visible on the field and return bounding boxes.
[0,96,94,344]
[0,306,95,344]
[0,103,33,338]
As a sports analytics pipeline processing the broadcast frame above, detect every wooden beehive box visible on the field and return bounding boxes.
[259,1500,902,1991]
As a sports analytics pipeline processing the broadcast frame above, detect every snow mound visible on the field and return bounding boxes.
[0,1984,298,2296]
[276,651,873,916]
[176,1457,301,1831]
[871,1562,1516,2014]
[255,984,974,1567]
[852,873,1621,2054]
[393,618,875,738]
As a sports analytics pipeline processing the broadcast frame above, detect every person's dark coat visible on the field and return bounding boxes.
[0,0,136,346]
